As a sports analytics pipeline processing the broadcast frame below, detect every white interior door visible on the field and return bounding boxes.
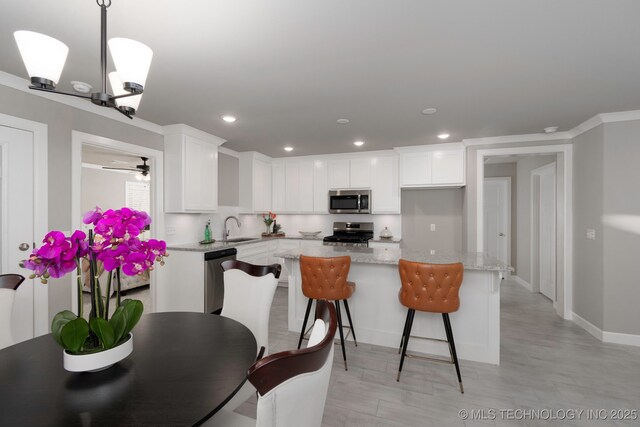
[1,125,35,343]
[483,178,510,266]
[538,164,556,301]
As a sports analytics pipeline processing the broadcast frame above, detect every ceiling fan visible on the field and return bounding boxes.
[103,156,150,180]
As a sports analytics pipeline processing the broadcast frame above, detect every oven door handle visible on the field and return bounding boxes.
[357,194,361,212]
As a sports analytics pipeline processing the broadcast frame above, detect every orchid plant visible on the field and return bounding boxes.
[22,207,168,354]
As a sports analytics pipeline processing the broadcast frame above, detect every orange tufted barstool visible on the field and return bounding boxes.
[397,259,464,393]
[297,255,357,370]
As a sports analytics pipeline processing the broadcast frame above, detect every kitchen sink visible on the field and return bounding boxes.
[223,237,260,243]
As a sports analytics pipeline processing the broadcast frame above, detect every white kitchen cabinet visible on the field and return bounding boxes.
[236,241,270,265]
[164,125,224,213]
[371,155,400,213]
[271,161,286,212]
[279,160,315,213]
[313,160,329,213]
[327,159,350,189]
[396,143,465,188]
[431,150,465,185]
[239,152,272,213]
[350,158,373,188]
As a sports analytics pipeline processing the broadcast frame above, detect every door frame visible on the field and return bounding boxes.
[484,177,511,273]
[0,113,49,336]
[71,131,164,314]
[531,162,556,300]
[476,144,572,319]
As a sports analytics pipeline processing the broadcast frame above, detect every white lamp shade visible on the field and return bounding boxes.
[108,38,152,89]
[14,31,68,85]
[109,72,142,111]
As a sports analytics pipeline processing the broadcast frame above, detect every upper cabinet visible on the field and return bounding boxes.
[239,152,273,213]
[272,159,320,214]
[396,143,465,188]
[327,159,350,189]
[371,155,400,213]
[164,125,225,213]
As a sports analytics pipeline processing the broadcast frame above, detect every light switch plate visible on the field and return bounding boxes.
[430,224,436,232]
[430,249,436,255]
[586,229,596,240]
[166,226,177,236]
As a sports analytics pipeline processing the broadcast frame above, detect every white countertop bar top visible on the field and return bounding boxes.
[167,235,325,252]
[275,246,512,272]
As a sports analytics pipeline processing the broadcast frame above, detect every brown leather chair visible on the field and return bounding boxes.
[397,259,464,393]
[297,255,356,370]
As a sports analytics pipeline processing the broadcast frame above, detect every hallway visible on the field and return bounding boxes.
[237,279,640,426]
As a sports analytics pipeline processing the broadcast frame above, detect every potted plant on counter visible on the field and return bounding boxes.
[262,211,277,236]
[22,207,168,372]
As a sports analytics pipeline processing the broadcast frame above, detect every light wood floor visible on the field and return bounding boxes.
[235,279,640,426]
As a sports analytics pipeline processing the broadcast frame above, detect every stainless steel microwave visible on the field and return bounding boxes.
[328,189,371,214]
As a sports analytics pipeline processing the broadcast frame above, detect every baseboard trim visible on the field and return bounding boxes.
[570,312,603,340]
[511,275,532,292]
[603,331,640,347]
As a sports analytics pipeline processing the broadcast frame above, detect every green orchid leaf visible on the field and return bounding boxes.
[51,311,78,347]
[110,299,143,344]
[109,305,127,345]
[60,317,90,353]
[90,317,116,349]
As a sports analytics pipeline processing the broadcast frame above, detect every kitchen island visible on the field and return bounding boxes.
[274,246,512,365]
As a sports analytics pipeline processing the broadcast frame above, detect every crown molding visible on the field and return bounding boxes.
[0,71,164,135]
[218,146,240,158]
[462,132,570,147]
[161,123,226,146]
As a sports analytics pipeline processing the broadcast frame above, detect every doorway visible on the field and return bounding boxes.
[531,162,556,301]
[0,114,48,341]
[71,131,164,315]
[476,145,572,319]
[483,177,511,273]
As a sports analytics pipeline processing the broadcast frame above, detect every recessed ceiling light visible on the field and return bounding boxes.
[437,133,450,140]
[422,108,437,115]
[71,81,92,94]
[284,146,293,152]
[354,140,364,146]
[336,118,350,124]
[544,126,558,134]
[221,115,237,123]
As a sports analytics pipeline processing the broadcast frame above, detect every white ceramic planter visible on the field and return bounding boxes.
[63,334,133,373]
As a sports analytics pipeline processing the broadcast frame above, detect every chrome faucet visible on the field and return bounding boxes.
[223,216,242,241]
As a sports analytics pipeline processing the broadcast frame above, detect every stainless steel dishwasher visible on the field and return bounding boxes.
[204,247,237,314]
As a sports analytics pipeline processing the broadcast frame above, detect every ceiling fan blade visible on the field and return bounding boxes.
[102,166,140,172]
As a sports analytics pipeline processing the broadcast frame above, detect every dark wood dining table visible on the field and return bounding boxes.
[0,312,257,427]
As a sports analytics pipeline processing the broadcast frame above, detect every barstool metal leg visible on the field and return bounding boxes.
[443,313,464,394]
[342,299,357,347]
[397,309,415,381]
[334,300,348,370]
[297,298,313,349]
[399,309,412,354]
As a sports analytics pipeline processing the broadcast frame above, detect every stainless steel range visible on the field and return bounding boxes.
[323,222,374,247]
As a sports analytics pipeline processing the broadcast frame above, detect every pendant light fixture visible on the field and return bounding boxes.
[13,0,152,119]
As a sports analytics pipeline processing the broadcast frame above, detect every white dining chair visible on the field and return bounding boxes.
[219,260,280,411]
[0,274,25,350]
[203,300,337,427]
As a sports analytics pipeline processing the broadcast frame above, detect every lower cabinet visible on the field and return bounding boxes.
[235,241,270,265]
[368,241,401,249]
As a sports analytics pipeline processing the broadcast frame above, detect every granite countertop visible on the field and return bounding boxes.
[273,246,512,272]
[167,234,325,252]
[369,237,402,243]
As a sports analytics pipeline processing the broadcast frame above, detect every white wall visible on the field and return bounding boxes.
[515,155,557,285]
[401,189,463,252]
[81,167,145,215]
